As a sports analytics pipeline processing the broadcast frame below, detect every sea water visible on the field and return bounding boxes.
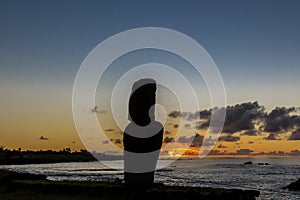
[1,158,299,200]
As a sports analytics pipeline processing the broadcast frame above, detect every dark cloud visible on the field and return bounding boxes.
[183,150,198,156]
[114,139,122,144]
[190,134,204,147]
[168,111,181,118]
[102,140,109,144]
[265,133,277,140]
[177,133,203,147]
[219,135,240,142]
[199,110,211,120]
[91,106,106,114]
[222,102,265,134]
[178,135,194,143]
[267,107,296,119]
[39,136,49,140]
[196,149,300,156]
[195,120,209,130]
[242,129,258,136]
[105,129,115,132]
[208,150,221,155]
[110,139,122,144]
[168,110,209,121]
[170,102,265,134]
[236,149,253,155]
[188,112,200,121]
[192,102,265,133]
[289,150,300,156]
[160,150,170,156]
[217,144,227,148]
[184,124,191,129]
[289,129,300,140]
[263,107,300,133]
[202,136,218,147]
[168,102,300,138]
[165,131,171,135]
[164,137,174,143]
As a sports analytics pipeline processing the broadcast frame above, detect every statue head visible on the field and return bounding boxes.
[128,78,156,126]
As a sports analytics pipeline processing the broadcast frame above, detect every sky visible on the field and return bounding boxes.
[0,0,300,156]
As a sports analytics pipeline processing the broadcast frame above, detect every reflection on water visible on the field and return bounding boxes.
[1,158,300,199]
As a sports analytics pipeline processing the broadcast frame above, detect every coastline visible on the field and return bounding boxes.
[0,169,260,200]
[1,149,299,166]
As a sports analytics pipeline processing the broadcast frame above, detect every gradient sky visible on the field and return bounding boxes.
[0,0,300,153]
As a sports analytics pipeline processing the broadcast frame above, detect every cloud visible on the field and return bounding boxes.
[190,134,204,147]
[222,102,265,134]
[217,144,227,148]
[199,110,211,120]
[289,129,300,140]
[168,102,300,139]
[160,150,170,156]
[177,133,203,147]
[164,137,174,143]
[91,106,106,114]
[165,131,171,135]
[39,136,49,140]
[195,121,209,130]
[219,135,240,142]
[193,102,265,133]
[105,129,115,132]
[178,135,194,143]
[110,139,122,144]
[289,150,300,156]
[184,124,191,129]
[236,149,253,155]
[114,139,122,144]
[242,129,258,136]
[208,150,221,155]
[168,111,181,118]
[197,149,300,157]
[102,140,109,144]
[265,133,277,140]
[170,102,265,134]
[263,107,300,133]
[202,136,218,147]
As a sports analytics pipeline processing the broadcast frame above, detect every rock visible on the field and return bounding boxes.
[0,169,260,200]
[258,163,270,165]
[287,178,300,191]
[244,161,253,165]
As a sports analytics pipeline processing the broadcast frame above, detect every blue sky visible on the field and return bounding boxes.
[1,0,300,109]
[1,0,300,150]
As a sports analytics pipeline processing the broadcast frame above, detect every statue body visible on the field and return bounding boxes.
[123,79,163,185]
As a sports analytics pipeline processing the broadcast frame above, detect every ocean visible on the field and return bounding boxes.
[1,158,299,200]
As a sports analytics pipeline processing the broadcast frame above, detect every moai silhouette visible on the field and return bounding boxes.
[123,78,164,185]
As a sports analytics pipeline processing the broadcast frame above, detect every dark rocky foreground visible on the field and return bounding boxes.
[0,169,259,200]
[287,178,300,191]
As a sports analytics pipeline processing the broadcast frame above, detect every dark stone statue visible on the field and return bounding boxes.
[123,78,163,185]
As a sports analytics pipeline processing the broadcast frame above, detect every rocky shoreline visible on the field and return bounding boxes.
[287,178,300,191]
[0,169,260,200]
